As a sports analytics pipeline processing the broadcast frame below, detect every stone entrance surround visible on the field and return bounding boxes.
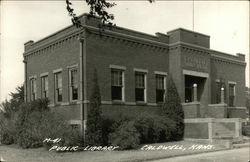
[184,118,243,140]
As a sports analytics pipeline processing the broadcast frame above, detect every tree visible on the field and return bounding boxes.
[162,75,184,140]
[85,69,103,145]
[0,85,24,144]
[0,85,24,118]
[66,0,154,27]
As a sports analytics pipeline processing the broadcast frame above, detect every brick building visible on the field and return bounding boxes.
[23,14,246,129]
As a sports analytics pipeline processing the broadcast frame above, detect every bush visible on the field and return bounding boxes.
[85,69,103,146]
[0,104,18,145]
[13,99,83,149]
[134,113,176,144]
[101,113,132,146]
[0,85,84,149]
[101,117,115,145]
[0,132,14,145]
[162,75,184,141]
[17,109,71,148]
[63,128,84,147]
[242,124,250,137]
[109,121,140,150]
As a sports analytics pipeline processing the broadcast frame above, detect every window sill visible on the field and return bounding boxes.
[69,100,78,105]
[54,103,62,106]
[112,100,125,105]
[136,101,147,106]
[156,102,164,106]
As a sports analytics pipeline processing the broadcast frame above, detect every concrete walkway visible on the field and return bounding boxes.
[149,147,250,162]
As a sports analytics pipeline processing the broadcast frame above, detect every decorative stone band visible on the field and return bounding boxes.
[28,75,37,79]
[40,72,49,77]
[228,81,237,85]
[68,120,82,125]
[133,68,148,73]
[109,64,126,70]
[211,54,246,66]
[228,107,246,109]
[24,23,169,57]
[48,100,159,107]
[67,64,78,69]
[154,71,168,75]
[183,69,209,78]
[53,68,63,73]
[182,101,200,106]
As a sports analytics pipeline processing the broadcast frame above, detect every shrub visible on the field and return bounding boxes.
[101,114,132,145]
[63,128,84,147]
[101,117,115,145]
[85,69,103,146]
[0,102,18,145]
[14,99,84,149]
[15,99,50,148]
[109,121,140,150]
[152,116,176,142]
[134,113,176,144]
[162,75,184,141]
[0,85,24,145]
[134,113,154,143]
[17,109,71,148]
[242,124,250,137]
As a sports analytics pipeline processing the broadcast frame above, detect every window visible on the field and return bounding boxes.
[30,78,36,101]
[156,75,166,103]
[111,69,124,101]
[229,83,236,107]
[55,72,62,103]
[41,76,48,98]
[135,72,146,102]
[69,69,78,101]
[216,82,221,104]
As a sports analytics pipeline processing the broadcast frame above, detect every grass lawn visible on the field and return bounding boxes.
[0,140,228,162]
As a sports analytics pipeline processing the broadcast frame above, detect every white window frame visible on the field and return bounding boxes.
[69,68,78,102]
[110,66,125,102]
[134,69,148,103]
[29,76,37,101]
[54,70,63,103]
[155,71,167,103]
[41,75,49,99]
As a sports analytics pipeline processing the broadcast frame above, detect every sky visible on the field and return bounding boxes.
[0,1,249,102]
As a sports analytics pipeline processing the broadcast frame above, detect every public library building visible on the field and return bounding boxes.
[23,14,247,129]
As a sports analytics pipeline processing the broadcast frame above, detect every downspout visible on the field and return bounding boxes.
[23,58,27,102]
[79,33,87,142]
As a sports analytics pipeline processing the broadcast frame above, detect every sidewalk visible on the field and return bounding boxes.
[0,140,232,162]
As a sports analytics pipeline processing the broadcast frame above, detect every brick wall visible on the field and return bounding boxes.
[101,104,162,119]
[25,35,81,120]
[23,14,246,121]
[182,102,200,118]
[210,56,246,106]
[167,28,210,48]
[228,107,247,118]
[85,30,169,104]
[207,104,227,118]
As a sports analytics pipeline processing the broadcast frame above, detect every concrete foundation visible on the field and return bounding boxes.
[184,118,243,140]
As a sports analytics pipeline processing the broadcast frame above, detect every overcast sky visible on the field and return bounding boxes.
[0,1,249,102]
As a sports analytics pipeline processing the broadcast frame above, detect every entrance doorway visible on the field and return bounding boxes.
[185,75,206,103]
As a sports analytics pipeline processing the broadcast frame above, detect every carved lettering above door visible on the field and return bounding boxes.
[183,55,208,71]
